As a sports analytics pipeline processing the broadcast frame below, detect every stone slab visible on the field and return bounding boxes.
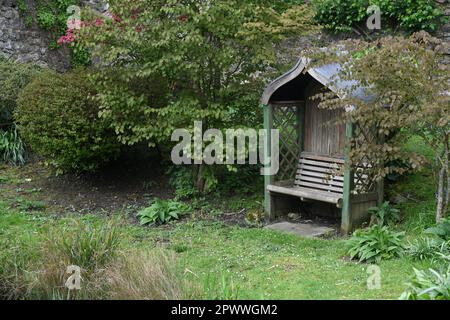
[265,222,335,238]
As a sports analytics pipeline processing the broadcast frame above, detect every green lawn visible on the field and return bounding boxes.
[0,199,435,300]
[0,137,442,300]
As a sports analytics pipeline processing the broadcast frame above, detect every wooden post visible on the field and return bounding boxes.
[263,104,275,219]
[297,102,305,155]
[341,122,354,234]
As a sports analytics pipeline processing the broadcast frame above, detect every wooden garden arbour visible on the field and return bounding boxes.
[261,57,384,234]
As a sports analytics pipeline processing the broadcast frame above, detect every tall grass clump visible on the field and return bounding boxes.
[0,215,197,300]
[0,126,26,166]
[28,219,122,300]
[202,273,240,300]
[0,237,38,300]
[106,248,195,300]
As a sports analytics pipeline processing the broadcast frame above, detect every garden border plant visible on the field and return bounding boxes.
[15,68,122,173]
[313,0,447,33]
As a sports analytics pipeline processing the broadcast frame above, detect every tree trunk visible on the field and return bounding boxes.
[444,136,450,217]
[196,163,206,192]
[436,164,445,223]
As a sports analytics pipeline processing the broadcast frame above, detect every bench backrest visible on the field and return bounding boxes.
[295,152,345,194]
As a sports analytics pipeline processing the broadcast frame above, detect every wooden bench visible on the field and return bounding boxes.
[267,152,346,208]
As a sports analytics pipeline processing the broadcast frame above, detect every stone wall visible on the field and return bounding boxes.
[436,0,450,62]
[0,0,106,70]
[437,0,450,42]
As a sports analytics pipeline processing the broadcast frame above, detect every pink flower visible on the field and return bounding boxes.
[57,28,76,45]
[95,18,104,26]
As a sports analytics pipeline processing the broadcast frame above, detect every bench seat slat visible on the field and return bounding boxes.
[267,185,343,207]
[295,180,344,193]
[295,175,344,188]
[295,171,344,182]
[301,152,345,164]
[299,158,343,169]
[297,164,343,175]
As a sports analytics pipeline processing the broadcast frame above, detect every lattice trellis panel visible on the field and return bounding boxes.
[272,104,300,182]
[352,122,377,194]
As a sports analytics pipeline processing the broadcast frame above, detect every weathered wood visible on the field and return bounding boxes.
[298,104,305,154]
[295,170,344,182]
[297,164,341,174]
[267,184,343,207]
[295,180,344,193]
[297,175,344,187]
[304,83,345,157]
[341,122,355,234]
[295,152,346,194]
[301,152,345,163]
[350,192,379,204]
[349,196,378,230]
[269,192,301,218]
[299,158,343,169]
[263,104,275,219]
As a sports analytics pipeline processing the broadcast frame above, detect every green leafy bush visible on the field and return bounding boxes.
[16,69,121,173]
[313,0,446,33]
[406,237,450,262]
[347,225,405,263]
[0,58,40,125]
[400,267,450,300]
[138,199,190,225]
[369,201,401,226]
[250,0,305,12]
[79,1,317,191]
[0,127,26,166]
[167,167,199,200]
[396,0,447,32]
[314,0,368,32]
[37,9,57,30]
[425,218,450,241]
[36,0,80,34]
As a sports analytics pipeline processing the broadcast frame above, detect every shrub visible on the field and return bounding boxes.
[167,166,199,200]
[79,1,317,191]
[347,225,405,263]
[16,69,121,173]
[406,237,450,262]
[400,267,450,300]
[425,218,450,241]
[314,0,368,33]
[313,0,446,33]
[369,202,401,226]
[0,58,40,125]
[168,165,263,200]
[0,126,26,166]
[396,0,447,32]
[137,199,191,225]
